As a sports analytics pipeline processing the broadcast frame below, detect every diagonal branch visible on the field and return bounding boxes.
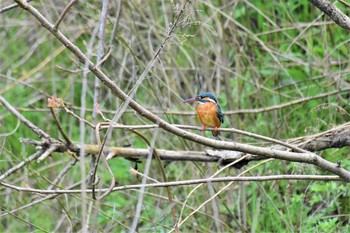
[0,95,51,139]
[0,150,44,182]
[309,0,350,30]
[53,0,78,30]
[13,0,350,182]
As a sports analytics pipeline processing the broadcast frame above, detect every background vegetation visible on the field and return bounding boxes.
[0,0,349,232]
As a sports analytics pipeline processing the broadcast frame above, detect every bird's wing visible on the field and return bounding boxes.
[216,104,224,123]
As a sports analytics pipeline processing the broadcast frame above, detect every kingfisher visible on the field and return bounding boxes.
[183,92,224,136]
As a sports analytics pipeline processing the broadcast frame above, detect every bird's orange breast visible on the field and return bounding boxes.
[196,102,221,128]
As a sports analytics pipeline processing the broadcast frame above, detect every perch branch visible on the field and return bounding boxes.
[19,118,350,168]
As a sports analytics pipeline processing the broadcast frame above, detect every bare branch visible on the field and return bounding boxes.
[92,122,116,201]
[0,0,32,13]
[37,145,59,162]
[19,139,255,164]
[49,108,73,146]
[91,0,109,137]
[108,0,122,49]
[0,175,343,195]
[48,159,78,190]
[53,0,78,30]
[339,0,350,8]
[0,150,44,182]
[0,178,87,218]
[309,0,350,30]
[63,106,95,129]
[176,125,307,153]
[291,122,350,151]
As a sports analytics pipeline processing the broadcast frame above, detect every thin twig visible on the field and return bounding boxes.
[50,108,73,145]
[91,123,108,199]
[33,84,350,116]
[128,127,179,231]
[53,0,78,30]
[48,159,78,190]
[178,155,251,227]
[99,122,306,152]
[130,167,160,183]
[108,0,122,49]
[0,95,51,139]
[95,48,111,68]
[0,175,342,195]
[91,122,116,201]
[175,125,307,153]
[175,158,275,232]
[95,158,115,201]
[339,0,350,7]
[130,130,160,233]
[63,106,95,129]
[91,0,109,134]
[0,179,87,217]
[0,150,44,181]
[37,145,59,162]
[0,0,32,13]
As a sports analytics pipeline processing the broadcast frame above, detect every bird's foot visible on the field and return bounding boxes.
[212,127,220,137]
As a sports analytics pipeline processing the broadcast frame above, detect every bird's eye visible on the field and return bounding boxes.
[195,96,201,100]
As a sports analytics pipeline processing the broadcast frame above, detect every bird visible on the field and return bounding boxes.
[183,92,224,136]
